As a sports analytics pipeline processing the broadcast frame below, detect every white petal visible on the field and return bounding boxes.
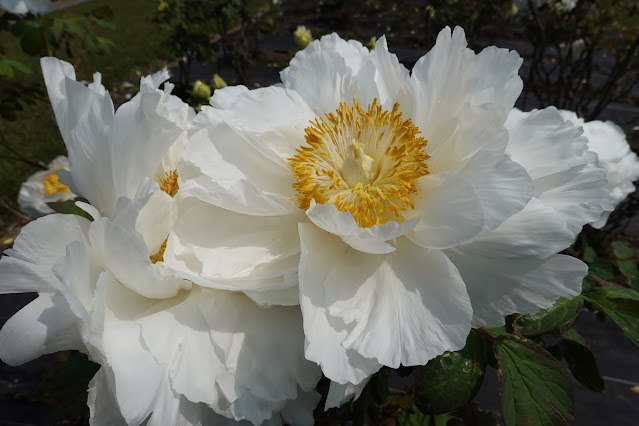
[306,200,420,254]
[198,290,321,403]
[506,107,612,247]
[87,368,128,426]
[109,83,184,203]
[445,249,586,328]
[179,124,297,216]
[407,172,484,249]
[211,85,316,168]
[281,33,370,116]
[0,213,90,294]
[325,378,370,409]
[315,234,473,367]
[244,276,300,307]
[0,293,82,366]
[41,57,118,216]
[298,223,383,385]
[472,46,523,110]
[369,36,413,113]
[164,197,300,285]
[454,149,532,232]
[411,27,478,151]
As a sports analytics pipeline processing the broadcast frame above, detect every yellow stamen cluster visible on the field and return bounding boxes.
[150,169,178,264]
[150,239,167,264]
[289,99,429,228]
[43,173,69,195]
[156,170,179,197]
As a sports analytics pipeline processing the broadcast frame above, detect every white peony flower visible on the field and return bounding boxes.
[18,155,76,218]
[0,58,321,425]
[557,109,639,228]
[171,27,611,389]
[40,57,195,218]
[0,0,49,14]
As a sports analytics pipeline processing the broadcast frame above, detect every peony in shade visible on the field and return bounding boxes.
[558,109,639,228]
[0,58,321,425]
[171,27,612,392]
[18,155,76,218]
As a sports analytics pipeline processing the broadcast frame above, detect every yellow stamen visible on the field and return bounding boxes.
[156,170,179,197]
[289,99,429,228]
[150,238,167,264]
[150,169,178,263]
[43,173,69,195]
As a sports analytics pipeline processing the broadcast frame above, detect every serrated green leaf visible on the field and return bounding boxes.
[618,260,639,291]
[588,260,618,280]
[561,337,604,392]
[582,287,639,347]
[482,325,507,338]
[612,241,636,260]
[415,330,488,415]
[561,328,587,347]
[495,334,574,426]
[514,297,583,336]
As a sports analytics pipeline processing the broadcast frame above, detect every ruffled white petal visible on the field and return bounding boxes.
[306,200,420,254]
[325,378,370,409]
[164,197,300,286]
[406,172,484,249]
[281,33,371,116]
[558,110,639,228]
[0,213,90,294]
[299,223,383,385]
[179,124,297,216]
[472,46,523,110]
[446,249,586,328]
[410,26,478,152]
[368,36,413,113]
[0,293,82,365]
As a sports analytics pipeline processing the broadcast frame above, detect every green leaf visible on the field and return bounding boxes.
[588,260,618,280]
[617,260,639,291]
[582,245,596,263]
[560,332,604,392]
[495,334,574,425]
[0,59,31,75]
[482,325,507,338]
[582,287,639,347]
[612,241,636,260]
[47,200,93,221]
[415,330,488,415]
[397,405,431,426]
[514,297,583,336]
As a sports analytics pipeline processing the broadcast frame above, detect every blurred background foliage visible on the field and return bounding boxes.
[0,0,638,425]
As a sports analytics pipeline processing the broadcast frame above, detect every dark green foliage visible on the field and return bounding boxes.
[415,331,488,415]
[495,334,574,426]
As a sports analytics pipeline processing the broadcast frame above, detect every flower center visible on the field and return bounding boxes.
[156,170,179,197]
[289,99,429,227]
[150,170,178,264]
[43,173,69,195]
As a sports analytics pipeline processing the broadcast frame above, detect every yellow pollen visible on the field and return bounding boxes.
[43,173,69,195]
[150,238,167,264]
[289,99,429,228]
[156,170,179,197]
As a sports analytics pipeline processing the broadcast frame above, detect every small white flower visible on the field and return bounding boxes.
[170,27,611,389]
[0,0,49,14]
[18,155,76,218]
[558,109,639,228]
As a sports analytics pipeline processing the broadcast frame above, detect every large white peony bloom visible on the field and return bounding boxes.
[0,58,321,425]
[18,155,76,218]
[170,27,612,390]
[557,110,639,228]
